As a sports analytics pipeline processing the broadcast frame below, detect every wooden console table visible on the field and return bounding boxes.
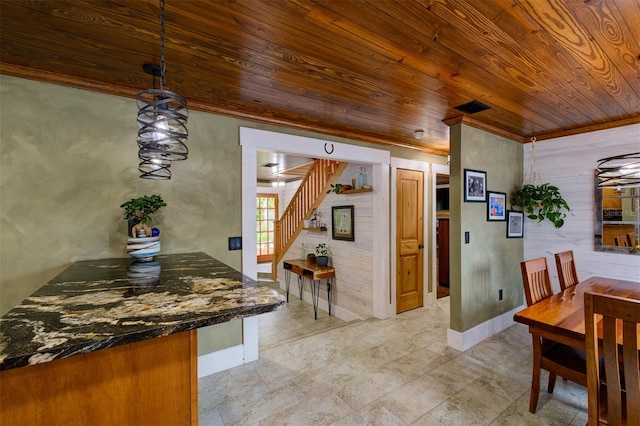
[283,259,335,319]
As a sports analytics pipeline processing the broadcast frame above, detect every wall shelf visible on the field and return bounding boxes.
[303,227,327,232]
[339,187,372,194]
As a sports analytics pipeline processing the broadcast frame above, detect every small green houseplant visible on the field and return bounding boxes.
[511,184,570,229]
[120,194,166,237]
[315,243,330,267]
[326,183,343,194]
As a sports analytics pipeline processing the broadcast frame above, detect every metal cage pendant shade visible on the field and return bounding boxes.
[596,152,640,189]
[136,0,188,180]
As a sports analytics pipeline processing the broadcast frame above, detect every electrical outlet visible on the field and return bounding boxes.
[499,289,503,301]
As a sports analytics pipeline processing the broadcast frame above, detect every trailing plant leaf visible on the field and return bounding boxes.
[326,183,343,194]
[315,243,330,256]
[511,184,569,229]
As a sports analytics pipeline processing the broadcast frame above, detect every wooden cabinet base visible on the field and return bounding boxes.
[0,330,198,426]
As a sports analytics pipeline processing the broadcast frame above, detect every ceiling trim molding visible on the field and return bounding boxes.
[1,64,447,157]
[6,63,635,153]
[532,116,640,142]
[442,112,640,145]
[194,103,443,155]
[0,64,138,99]
[442,115,526,143]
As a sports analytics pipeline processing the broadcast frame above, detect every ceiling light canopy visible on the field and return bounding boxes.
[136,0,189,180]
[596,152,640,188]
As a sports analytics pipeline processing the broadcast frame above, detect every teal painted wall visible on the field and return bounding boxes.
[449,124,524,332]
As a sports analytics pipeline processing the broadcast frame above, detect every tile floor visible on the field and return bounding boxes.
[198,282,588,425]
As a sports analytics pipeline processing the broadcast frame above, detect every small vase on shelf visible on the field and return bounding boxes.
[357,166,367,189]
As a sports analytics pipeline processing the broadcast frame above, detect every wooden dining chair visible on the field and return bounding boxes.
[555,250,579,291]
[520,257,588,413]
[520,257,554,306]
[584,292,640,426]
[614,235,631,247]
[625,232,635,247]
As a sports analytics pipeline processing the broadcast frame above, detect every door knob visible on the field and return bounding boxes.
[418,244,424,249]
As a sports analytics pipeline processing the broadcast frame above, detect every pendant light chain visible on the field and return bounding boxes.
[136,0,189,180]
[159,0,166,91]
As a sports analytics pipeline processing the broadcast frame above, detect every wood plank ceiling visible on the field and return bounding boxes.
[1,0,639,156]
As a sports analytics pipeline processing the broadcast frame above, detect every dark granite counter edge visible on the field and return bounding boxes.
[1,299,284,371]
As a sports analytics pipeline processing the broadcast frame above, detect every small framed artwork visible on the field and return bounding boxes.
[464,169,487,202]
[507,210,524,238]
[487,191,507,221]
[332,205,354,241]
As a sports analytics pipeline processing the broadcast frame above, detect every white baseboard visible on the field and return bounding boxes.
[197,344,245,378]
[447,304,524,352]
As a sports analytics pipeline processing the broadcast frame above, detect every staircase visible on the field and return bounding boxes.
[272,159,348,278]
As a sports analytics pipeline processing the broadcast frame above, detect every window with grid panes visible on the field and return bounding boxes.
[256,194,278,262]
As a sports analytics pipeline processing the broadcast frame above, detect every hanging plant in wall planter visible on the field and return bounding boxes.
[512,136,570,229]
[511,183,570,228]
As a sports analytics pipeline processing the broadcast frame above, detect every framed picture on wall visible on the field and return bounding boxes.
[464,169,487,202]
[332,205,354,241]
[487,191,507,221]
[507,210,524,238]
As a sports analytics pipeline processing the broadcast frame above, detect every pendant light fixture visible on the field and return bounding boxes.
[596,152,640,188]
[136,0,188,180]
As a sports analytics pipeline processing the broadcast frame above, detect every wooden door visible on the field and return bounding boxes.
[396,169,424,313]
[257,193,278,263]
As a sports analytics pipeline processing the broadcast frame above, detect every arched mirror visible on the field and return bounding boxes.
[594,172,639,254]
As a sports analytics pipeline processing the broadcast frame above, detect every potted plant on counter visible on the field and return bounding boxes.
[120,194,166,238]
[315,243,330,267]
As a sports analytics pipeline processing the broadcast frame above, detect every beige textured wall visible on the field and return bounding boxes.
[0,75,242,314]
[1,75,449,353]
[0,75,250,352]
[449,124,524,332]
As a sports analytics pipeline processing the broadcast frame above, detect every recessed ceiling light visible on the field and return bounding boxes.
[413,130,424,139]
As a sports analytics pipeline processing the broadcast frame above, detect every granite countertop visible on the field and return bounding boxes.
[0,252,284,371]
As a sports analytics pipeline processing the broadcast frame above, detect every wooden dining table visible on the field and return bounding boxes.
[513,276,640,349]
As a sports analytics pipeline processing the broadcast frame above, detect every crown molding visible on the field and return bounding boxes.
[442,115,526,143]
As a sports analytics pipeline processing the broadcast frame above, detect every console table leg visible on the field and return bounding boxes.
[284,269,291,302]
[327,279,332,316]
[298,275,304,300]
[311,279,320,319]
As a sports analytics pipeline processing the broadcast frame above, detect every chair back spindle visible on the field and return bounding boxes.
[584,292,640,426]
[555,250,579,291]
[520,257,554,306]
[614,235,631,247]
